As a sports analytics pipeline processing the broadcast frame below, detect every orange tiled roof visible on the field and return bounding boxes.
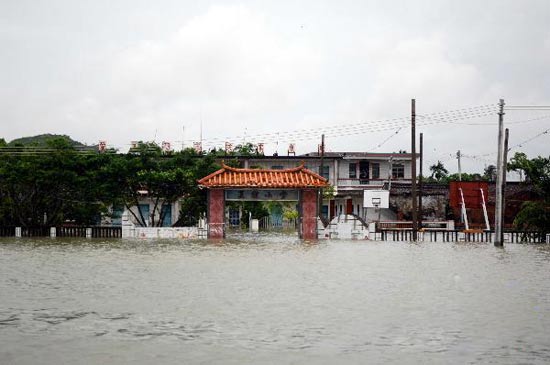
[198,162,329,188]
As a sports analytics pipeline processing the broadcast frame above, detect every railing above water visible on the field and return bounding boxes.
[378,229,548,243]
[0,226,122,238]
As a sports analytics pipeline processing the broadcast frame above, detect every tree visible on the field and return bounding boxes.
[0,138,108,226]
[507,152,550,231]
[429,161,449,182]
[483,164,497,182]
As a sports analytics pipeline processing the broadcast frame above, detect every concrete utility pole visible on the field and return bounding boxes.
[494,99,505,247]
[388,156,394,191]
[501,128,509,242]
[419,133,423,230]
[457,150,462,181]
[411,99,418,241]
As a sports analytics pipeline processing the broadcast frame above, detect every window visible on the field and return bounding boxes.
[359,161,369,179]
[228,208,240,226]
[392,164,405,179]
[371,163,380,179]
[138,204,150,226]
[319,165,329,179]
[359,161,369,184]
[321,205,329,219]
[111,205,124,226]
[271,165,283,170]
[349,163,357,178]
[161,204,172,227]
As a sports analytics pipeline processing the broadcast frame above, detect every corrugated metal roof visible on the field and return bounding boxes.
[198,162,329,188]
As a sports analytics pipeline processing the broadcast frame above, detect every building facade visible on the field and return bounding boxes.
[233,151,416,221]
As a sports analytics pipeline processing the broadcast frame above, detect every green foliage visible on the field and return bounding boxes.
[508,152,550,231]
[446,173,483,182]
[513,201,550,231]
[7,134,85,147]
[424,161,486,184]
[283,208,299,220]
[0,143,109,226]
[483,164,497,182]
[429,161,449,182]
[508,152,550,197]
[0,141,220,227]
[243,201,270,220]
[322,184,336,199]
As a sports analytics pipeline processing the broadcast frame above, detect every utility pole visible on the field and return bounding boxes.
[419,133,423,230]
[182,125,185,151]
[388,156,394,191]
[319,134,325,220]
[494,99,505,247]
[501,128,509,243]
[457,150,462,181]
[411,99,418,241]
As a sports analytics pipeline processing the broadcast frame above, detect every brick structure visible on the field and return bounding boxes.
[198,163,328,240]
[207,189,225,239]
[300,189,318,240]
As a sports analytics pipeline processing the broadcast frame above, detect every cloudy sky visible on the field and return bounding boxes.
[1,0,549,173]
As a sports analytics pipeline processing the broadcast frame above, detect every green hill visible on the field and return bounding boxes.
[7,134,88,148]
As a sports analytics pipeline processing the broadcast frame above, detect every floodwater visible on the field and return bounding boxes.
[1,234,550,364]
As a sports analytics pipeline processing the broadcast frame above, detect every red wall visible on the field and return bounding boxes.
[207,189,225,239]
[301,189,318,240]
[449,181,489,209]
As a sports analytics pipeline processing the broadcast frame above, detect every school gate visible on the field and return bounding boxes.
[198,163,328,240]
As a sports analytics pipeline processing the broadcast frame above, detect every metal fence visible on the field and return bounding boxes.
[0,226,122,238]
[378,229,547,243]
[259,216,297,231]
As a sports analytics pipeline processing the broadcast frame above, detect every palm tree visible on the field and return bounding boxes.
[483,164,497,182]
[430,161,449,182]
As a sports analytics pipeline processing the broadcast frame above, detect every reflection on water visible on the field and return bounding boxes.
[1,235,550,364]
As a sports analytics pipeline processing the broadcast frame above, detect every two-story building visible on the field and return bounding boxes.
[234,151,416,222]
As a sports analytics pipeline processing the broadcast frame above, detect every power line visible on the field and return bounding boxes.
[373,127,402,150]
[469,124,550,159]
[505,105,550,110]
[508,128,550,151]
[197,105,499,148]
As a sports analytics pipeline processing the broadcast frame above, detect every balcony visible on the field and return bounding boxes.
[335,178,411,190]
[336,178,385,188]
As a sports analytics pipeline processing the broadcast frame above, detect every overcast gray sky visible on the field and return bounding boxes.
[1,0,549,174]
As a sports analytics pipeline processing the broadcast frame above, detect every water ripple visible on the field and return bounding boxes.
[1,237,550,364]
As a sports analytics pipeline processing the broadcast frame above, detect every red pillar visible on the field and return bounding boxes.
[207,189,225,239]
[301,189,318,240]
[346,199,353,214]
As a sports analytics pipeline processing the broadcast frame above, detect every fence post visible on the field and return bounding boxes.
[86,228,92,238]
[50,227,56,238]
[15,227,22,237]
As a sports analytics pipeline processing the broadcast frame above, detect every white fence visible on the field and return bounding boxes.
[121,210,206,239]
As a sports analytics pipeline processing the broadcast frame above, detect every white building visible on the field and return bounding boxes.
[236,151,416,221]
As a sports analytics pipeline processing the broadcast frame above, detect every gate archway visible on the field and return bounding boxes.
[198,163,328,240]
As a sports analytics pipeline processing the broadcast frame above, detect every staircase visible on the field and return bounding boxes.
[321,214,370,240]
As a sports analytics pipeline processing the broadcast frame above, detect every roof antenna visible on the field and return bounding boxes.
[273,132,279,156]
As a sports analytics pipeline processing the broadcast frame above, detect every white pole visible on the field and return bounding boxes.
[480,188,490,231]
[459,187,469,230]
[494,99,505,246]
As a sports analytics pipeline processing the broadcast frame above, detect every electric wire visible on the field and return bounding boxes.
[1,104,502,155]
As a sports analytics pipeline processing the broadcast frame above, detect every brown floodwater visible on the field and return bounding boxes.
[1,234,550,364]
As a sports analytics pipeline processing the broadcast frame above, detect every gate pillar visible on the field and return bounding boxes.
[207,189,225,239]
[300,188,318,240]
